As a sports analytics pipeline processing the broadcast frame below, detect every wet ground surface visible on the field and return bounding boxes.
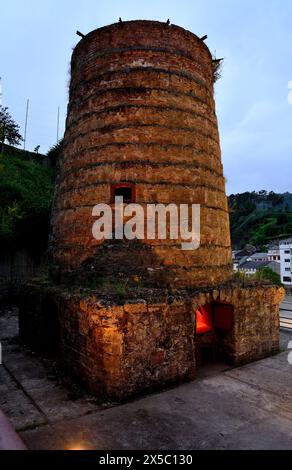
[1,303,292,450]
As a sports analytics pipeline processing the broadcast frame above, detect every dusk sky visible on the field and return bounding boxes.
[1,0,292,194]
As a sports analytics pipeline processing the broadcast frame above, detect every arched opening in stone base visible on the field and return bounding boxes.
[195,303,234,367]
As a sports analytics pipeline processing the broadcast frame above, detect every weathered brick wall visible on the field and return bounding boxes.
[59,297,196,399]
[51,20,232,287]
[19,284,196,399]
[19,281,284,400]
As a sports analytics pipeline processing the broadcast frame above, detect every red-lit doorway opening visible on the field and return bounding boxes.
[195,303,234,366]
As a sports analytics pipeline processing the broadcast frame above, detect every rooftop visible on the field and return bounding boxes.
[248,253,269,260]
[240,260,269,270]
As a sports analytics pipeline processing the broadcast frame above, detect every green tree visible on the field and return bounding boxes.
[47,139,63,167]
[0,154,54,251]
[255,267,282,286]
[0,106,23,153]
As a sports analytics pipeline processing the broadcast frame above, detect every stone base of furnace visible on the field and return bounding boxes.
[19,283,284,401]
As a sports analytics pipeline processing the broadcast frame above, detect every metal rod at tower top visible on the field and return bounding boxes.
[23,99,29,151]
[57,106,60,143]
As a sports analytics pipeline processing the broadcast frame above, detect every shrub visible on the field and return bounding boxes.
[0,153,54,252]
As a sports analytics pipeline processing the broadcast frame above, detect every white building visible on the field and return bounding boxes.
[279,239,292,286]
[268,246,280,262]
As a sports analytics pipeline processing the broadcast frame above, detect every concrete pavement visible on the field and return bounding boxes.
[1,304,292,450]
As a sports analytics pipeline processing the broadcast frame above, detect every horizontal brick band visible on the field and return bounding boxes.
[53,201,230,215]
[54,184,229,214]
[69,76,214,113]
[54,241,231,251]
[66,103,218,130]
[61,142,222,170]
[61,160,224,180]
[70,66,212,95]
[73,46,212,77]
[68,86,211,113]
[53,244,233,272]
[73,58,210,91]
[63,123,219,150]
[58,179,226,197]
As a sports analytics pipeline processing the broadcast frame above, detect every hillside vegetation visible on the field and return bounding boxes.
[229,191,292,248]
[0,152,54,252]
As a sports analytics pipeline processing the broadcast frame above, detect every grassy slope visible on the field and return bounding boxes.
[0,152,54,252]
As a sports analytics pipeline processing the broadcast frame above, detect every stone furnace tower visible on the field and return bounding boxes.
[20,21,284,401]
[51,20,232,287]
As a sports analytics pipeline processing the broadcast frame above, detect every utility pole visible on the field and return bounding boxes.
[56,106,60,143]
[0,77,3,107]
[23,99,29,151]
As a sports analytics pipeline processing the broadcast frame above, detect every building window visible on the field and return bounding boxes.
[111,183,135,203]
[285,250,290,254]
[283,277,291,282]
[285,259,290,263]
[285,268,291,272]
